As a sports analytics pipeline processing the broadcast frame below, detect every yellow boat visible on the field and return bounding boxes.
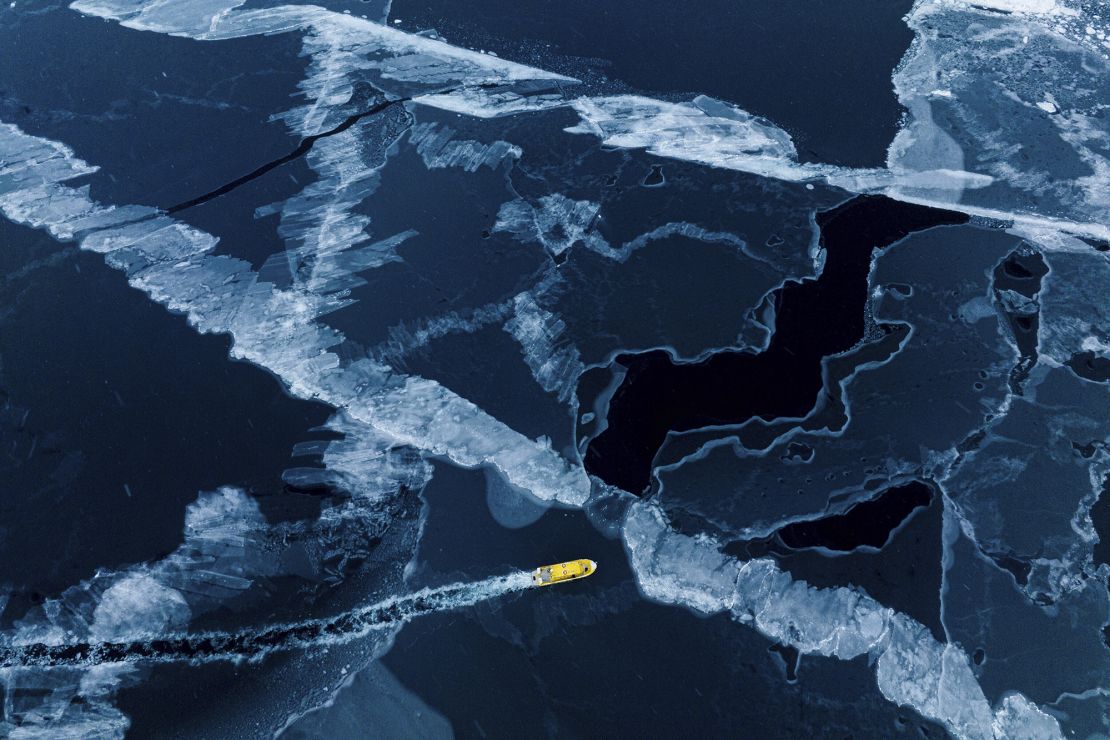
[531,559,597,587]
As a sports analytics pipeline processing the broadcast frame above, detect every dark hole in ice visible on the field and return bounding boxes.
[985,550,1032,586]
[1072,440,1102,459]
[1001,257,1033,280]
[994,249,1047,297]
[545,221,569,243]
[1079,236,1110,252]
[775,481,932,552]
[584,196,969,494]
[1066,351,1110,383]
[722,480,945,640]
[281,480,338,496]
[972,648,986,665]
[992,248,1047,394]
[641,164,665,187]
[780,441,815,463]
[767,643,799,683]
[887,282,913,297]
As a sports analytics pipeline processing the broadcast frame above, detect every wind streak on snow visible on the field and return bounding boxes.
[1,573,533,668]
[622,502,1063,740]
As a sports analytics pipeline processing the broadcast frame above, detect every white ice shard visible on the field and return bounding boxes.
[10,4,1104,734]
[255,121,415,298]
[0,487,270,737]
[622,501,1063,740]
[947,0,1064,14]
[494,193,762,266]
[90,575,191,643]
[618,222,759,265]
[361,375,588,504]
[70,0,571,88]
[369,300,516,367]
[0,397,442,736]
[412,87,569,119]
[562,96,1000,209]
[493,194,605,257]
[567,95,810,182]
[409,123,522,172]
[504,291,584,404]
[0,663,135,739]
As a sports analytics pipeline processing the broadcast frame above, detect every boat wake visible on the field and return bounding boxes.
[0,573,533,669]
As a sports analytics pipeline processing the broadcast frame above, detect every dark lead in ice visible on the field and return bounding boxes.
[584,196,969,494]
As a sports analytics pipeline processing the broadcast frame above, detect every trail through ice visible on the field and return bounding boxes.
[0,573,533,668]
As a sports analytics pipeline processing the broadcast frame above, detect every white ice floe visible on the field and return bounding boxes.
[71,0,571,88]
[0,400,438,737]
[951,0,1063,14]
[90,576,192,643]
[255,121,415,297]
[0,487,268,737]
[76,0,1091,242]
[567,95,808,182]
[622,501,1063,740]
[369,300,516,366]
[10,3,1107,735]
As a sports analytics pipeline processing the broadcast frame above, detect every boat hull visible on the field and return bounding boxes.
[531,559,597,587]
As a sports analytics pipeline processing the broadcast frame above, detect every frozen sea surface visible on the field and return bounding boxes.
[0,0,1108,737]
